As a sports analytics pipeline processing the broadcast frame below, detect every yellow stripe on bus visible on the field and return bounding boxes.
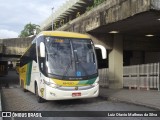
[52,79,79,87]
[40,31,90,39]
[19,64,28,86]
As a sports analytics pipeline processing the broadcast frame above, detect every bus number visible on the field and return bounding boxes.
[63,82,74,85]
[55,39,64,43]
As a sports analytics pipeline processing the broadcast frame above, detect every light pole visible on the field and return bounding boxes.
[51,7,54,31]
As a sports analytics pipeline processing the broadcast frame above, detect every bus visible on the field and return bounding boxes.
[19,31,106,103]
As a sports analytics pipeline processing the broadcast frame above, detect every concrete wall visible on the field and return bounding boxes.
[130,52,144,65]
[126,51,160,65]
[145,52,160,63]
[88,34,113,50]
[0,39,3,44]
[124,36,160,51]
[0,44,3,54]
[0,40,3,54]
[151,0,160,10]
[58,0,151,32]
[2,37,33,55]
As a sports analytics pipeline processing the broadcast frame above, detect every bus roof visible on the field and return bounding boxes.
[20,31,91,59]
[39,31,90,39]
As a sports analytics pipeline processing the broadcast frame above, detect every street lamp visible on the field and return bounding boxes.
[51,7,54,31]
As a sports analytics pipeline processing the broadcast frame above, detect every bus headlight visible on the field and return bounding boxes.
[43,79,60,88]
[43,79,51,85]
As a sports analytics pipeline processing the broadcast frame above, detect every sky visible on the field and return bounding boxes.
[0,0,68,39]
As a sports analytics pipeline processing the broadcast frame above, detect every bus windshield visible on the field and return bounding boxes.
[45,37,97,79]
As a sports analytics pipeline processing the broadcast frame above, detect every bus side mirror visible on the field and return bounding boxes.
[95,45,107,59]
[40,42,45,57]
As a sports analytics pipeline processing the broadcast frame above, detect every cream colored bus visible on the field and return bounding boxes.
[19,31,106,103]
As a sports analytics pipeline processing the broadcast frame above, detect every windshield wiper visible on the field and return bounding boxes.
[74,51,89,77]
[62,59,73,80]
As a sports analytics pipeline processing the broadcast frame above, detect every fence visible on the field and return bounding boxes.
[98,68,109,87]
[123,63,160,91]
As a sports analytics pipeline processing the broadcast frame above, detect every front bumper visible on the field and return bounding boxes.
[45,84,99,100]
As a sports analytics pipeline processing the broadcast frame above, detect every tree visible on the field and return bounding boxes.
[19,23,41,37]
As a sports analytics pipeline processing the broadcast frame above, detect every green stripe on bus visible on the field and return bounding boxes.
[26,62,32,86]
[78,77,97,85]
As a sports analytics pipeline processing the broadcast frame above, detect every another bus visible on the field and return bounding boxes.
[19,31,106,103]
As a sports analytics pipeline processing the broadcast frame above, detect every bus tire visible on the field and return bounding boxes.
[21,80,28,92]
[23,88,28,92]
[35,84,44,103]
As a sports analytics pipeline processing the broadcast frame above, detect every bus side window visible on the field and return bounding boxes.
[37,36,47,76]
[20,43,37,67]
[37,36,45,58]
[30,43,37,62]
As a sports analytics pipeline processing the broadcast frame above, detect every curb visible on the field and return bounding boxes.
[99,94,160,111]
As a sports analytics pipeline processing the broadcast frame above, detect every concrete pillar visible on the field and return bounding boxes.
[109,34,123,89]
[0,44,3,54]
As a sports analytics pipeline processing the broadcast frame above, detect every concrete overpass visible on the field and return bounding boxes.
[41,0,160,89]
[0,37,34,61]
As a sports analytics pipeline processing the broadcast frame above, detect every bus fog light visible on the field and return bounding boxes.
[94,90,98,95]
[43,80,57,88]
[50,92,56,96]
[43,79,51,86]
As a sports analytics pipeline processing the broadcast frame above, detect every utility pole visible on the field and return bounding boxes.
[51,7,54,31]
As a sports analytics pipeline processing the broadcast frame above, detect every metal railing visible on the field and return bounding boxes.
[98,68,109,87]
[40,0,81,30]
[98,63,160,91]
[123,63,160,91]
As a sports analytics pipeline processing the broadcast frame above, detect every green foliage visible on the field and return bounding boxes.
[94,0,106,6]
[86,6,93,11]
[86,0,106,11]
[19,23,41,37]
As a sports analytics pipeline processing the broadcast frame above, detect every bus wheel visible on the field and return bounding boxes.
[35,84,44,103]
[23,88,28,92]
[21,80,28,92]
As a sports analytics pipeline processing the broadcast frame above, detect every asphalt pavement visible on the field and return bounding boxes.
[2,86,159,120]
[99,87,160,110]
[1,70,160,111]
[0,70,160,120]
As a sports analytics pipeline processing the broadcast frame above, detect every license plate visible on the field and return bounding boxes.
[72,93,81,97]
